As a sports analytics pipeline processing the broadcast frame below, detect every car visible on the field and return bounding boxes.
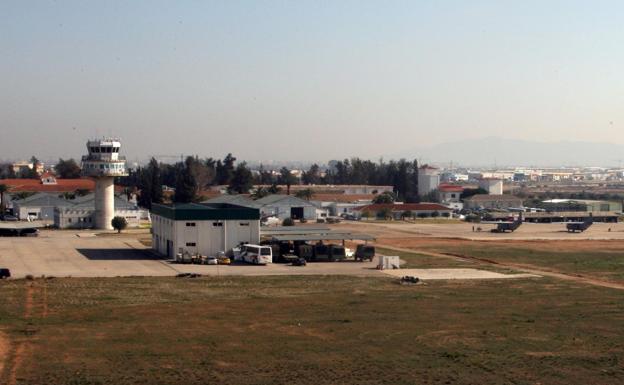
[217,256,231,265]
[0,268,11,279]
[0,215,18,221]
[291,257,307,266]
[206,256,218,265]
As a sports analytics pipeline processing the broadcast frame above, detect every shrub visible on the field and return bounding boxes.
[300,218,307,223]
[111,216,128,233]
[282,217,295,226]
[431,211,440,218]
[417,212,428,219]
[441,212,451,218]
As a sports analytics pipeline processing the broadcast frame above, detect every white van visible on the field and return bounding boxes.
[240,244,272,265]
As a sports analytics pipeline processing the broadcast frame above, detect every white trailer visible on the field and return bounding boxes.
[240,244,273,265]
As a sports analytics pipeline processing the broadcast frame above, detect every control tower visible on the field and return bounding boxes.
[81,138,128,230]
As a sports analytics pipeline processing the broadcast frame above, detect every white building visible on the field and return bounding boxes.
[151,203,261,258]
[418,165,440,196]
[53,194,142,229]
[437,184,464,211]
[478,178,504,195]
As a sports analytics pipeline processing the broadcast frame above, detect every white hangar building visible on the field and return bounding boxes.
[151,203,261,258]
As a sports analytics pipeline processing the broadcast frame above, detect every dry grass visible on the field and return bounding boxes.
[1,275,624,384]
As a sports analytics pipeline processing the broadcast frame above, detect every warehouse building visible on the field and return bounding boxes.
[354,203,453,220]
[463,194,523,210]
[151,203,260,258]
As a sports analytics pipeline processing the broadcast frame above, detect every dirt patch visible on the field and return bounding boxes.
[0,330,8,378]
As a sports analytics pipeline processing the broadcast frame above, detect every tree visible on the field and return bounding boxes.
[25,156,40,178]
[138,158,164,209]
[111,216,128,233]
[377,207,392,220]
[228,162,254,194]
[0,163,16,179]
[373,191,395,204]
[360,210,371,220]
[174,163,196,203]
[55,158,81,178]
[279,167,297,195]
[0,184,8,214]
[302,164,321,185]
[295,188,314,201]
[216,153,236,185]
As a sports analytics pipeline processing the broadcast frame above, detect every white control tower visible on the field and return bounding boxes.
[81,138,128,230]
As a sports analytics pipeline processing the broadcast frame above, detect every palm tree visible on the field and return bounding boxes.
[0,184,8,214]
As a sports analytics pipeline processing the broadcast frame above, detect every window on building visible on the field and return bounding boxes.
[186,222,196,227]
[239,222,249,226]
[68,218,72,223]
[213,222,223,227]
[185,242,196,247]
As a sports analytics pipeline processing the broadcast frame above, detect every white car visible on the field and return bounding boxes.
[206,256,218,265]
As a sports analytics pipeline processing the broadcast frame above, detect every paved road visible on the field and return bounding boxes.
[0,230,381,278]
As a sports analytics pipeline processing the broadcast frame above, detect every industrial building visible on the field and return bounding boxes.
[354,203,453,220]
[478,178,504,195]
[418,165,440,196]
[540,199,622,213]
[203,194,317,221]
[463,194,523,210]
[11,192,142,229]
[81,138,128,229]
[151,203,261,258]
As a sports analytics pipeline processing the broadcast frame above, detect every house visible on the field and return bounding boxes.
[151,203,260,258]
[354,203,453,220]
[437,184,464,211]
[463,194,523,210]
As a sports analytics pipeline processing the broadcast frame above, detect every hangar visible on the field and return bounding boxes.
[151,203,261,258]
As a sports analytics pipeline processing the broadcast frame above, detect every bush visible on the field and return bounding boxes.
[111,216,128,233]
[417,212,429,219]
[316,218,325,223]
[300,218,307,223]
[441,212,451,218]
[282,218,295,226]
[431,211,440,218]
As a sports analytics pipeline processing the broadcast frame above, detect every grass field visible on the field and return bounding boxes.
[2,275,624,385]
[409,240,624,283]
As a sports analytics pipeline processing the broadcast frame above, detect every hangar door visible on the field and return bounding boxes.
[291,207,304,220]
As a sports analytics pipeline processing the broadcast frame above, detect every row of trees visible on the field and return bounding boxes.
[124,155,422,207]
[302,158,420,202]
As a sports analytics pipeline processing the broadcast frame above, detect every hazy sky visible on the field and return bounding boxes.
[2,1,623,163]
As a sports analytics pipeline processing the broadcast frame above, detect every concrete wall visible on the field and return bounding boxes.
[151,215,260,257]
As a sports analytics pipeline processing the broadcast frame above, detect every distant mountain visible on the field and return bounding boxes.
[398,137,624,168]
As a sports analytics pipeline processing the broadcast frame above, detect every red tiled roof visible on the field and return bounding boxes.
[354,203,452,212]
[438,184,464,192]
[1,178,100,192]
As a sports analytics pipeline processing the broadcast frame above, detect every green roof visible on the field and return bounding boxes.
[151,203,260,221]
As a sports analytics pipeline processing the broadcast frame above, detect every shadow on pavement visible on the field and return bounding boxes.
[77,248,165,260]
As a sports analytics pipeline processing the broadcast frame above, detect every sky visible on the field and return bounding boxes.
[2,1,624,163]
